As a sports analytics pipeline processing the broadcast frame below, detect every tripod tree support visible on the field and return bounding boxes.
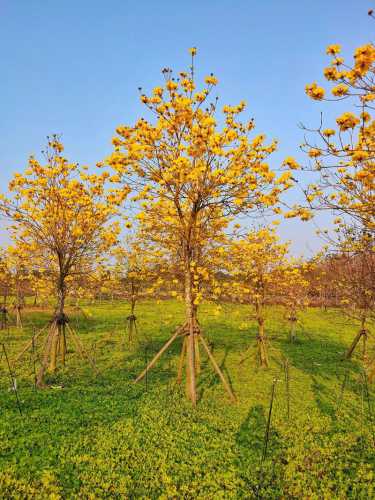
[134,322,236,404]
[126,314,138,344]
[13,313,98,388]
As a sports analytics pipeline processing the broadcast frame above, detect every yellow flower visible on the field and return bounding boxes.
[331,84,349,97]
[305,82,325,100]
[323,66,339,81]
[354,44,375,75]
[308,148,321,158]
[351,151,369,162]
[166,80,178,91]
[205,75,218,85]
[153,87,163,97]
[326,44,341,55]
[336,112,360,131]
[277,171,293,184]
[362,93,375,102]
[189,47,197,56]
[282,156,300,170]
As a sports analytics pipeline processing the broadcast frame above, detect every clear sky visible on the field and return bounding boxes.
[0,0,373,255]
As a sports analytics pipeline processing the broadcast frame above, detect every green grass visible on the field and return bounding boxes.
[0,300,374,498]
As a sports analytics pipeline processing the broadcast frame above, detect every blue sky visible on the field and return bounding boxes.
[0,0,373,254]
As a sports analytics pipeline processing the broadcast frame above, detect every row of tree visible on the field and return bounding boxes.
[0,40,374,402]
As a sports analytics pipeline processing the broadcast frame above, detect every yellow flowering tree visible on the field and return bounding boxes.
[134,199,233,382]
[0,137,124,386]
[4,244,32,328]
[106,49,293,404]
[111,236,157,343]
[300,42,375,233]
[279,261,310,343]
[228,227,292,366]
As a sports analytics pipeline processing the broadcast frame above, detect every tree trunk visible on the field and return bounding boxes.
[127,282,137,343]
[184,258,197,405]
[49,326,59,373]
[289,319,296,343]
[361,317,367,361]
[49,278,66,373]
[16,306,22,329]
[15,284,23,329]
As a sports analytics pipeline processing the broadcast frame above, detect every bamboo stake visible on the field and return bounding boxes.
[344,329,365,360]
[199,335,236,403]
[31,333,37,390]
[66,323,99,375]
[194,334,201,375]
[36,322,56,387]
[48,323,60,372]
[13,323,49,364]
[134,325,185,383]
[177,336,187,384]
[239,344,252,365]
[362,330,368,361]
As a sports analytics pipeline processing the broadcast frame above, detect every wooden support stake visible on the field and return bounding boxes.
[199,335,236,403]
[177,336,187,384]
[36,322,56,387]
[31,333,37,390]
[344,329,365,360]
[134,324,185,384]
[66,323,99,375]
[13,323,48,365]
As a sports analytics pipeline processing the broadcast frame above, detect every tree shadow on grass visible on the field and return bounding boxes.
[235,402,282,471]
[279,334,361,418]
[236,404,266,458]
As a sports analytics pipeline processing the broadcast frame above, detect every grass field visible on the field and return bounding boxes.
[0,300,374,498]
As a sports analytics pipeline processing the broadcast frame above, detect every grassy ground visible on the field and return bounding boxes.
[0,300,374,498]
